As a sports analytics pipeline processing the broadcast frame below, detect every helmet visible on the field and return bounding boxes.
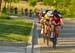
[52,9,58,15]
[58,14,62,17]
[53,9,62,18]
[41,10,45,14]
[41,8,46,14]
[47,10,53,16]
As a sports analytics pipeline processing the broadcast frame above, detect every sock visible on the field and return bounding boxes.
[50,32,54,38]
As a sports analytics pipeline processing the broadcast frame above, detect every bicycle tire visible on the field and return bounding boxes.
[53,37,57,49]
[52,25,57,49]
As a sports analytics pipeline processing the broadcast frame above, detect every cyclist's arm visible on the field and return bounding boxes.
[40,17,44,23]
[60,18,64,28]
[39,12,42,18]
[60,18,64,25]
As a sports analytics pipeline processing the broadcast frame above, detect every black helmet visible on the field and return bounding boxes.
[52,9,62,18]
[52,9,58,15]
[46,10,49,13]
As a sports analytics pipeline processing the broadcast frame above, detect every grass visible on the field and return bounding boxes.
[0,19,33,42]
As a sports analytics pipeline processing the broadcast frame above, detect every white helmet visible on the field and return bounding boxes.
[43,11,45,13]
[47,11,53,16]
[58,14,62,17]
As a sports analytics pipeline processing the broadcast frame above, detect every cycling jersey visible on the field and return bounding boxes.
[52,16,62,25]
[45,14,49,20]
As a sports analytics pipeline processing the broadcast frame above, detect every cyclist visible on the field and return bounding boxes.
[39,9,46,35]
[39,9,53,44]
[44,10,53,35]
[51,9,63,39]
[43,10,53,45]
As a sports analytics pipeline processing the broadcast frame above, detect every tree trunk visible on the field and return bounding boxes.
[0,0,2,11]
[4,1,7,7]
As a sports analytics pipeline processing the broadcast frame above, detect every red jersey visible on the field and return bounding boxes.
[52,16,61,24]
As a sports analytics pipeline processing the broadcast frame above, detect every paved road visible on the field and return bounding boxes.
[28,18,75,53]
[0,18,75,53]
[37,18,75,53]
[27,18,75,53]
[0,46,25,53]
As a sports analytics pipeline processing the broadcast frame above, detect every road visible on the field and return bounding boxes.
[37,18,75,53]
[0,46,25,53]
[0,18,75,53]
[26,18,75,53]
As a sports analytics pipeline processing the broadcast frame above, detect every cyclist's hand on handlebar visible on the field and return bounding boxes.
[54,24,58,26]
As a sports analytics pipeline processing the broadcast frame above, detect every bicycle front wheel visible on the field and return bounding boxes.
[53,37,57,49]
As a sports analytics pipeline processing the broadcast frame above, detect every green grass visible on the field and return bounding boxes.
[0,13,11,19]
[0,19,33,42]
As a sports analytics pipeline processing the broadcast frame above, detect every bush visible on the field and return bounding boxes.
[2,6,7,13]
[0,13,11,19]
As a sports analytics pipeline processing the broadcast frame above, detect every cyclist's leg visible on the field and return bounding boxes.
[47,26,52,46]
[43,22,49,45]
[54,25,61,45]
[55,25,61,38]
[50,25,54,38]
[42,24,47,43]
[40,23,43,35]
[44,24,47,34]
[51,20,56,33]
[46,26,50,46]
[50,24,57,48]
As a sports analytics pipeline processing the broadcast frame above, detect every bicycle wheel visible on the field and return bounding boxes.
[46,34,49,46]
[46,28,51,46]
[52,25,57,49]
[53,37,57,48]
[43,35,46,43]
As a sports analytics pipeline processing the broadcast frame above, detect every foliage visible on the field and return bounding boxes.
[42,0,53,5]
[28,0,37,6]
[41,0,75,18]
[4,0,20,3]
[1,0,75,17]
[0,13,10,19]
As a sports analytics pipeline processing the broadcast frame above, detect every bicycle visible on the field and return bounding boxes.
[46,26,51,46]
[50,24,59,49]
[39,20,45,43]
[40,19,52,46]
[44,21,51,46]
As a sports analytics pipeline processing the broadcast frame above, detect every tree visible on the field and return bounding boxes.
[28,0,37,6]
[0,0,2,11]
[70,0,75,15]
[2,0,20,13]
[4,0,20,8]
[3,0,9,8]
[42,0,53,5]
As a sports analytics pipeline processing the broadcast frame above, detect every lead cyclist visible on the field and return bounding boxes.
[51,10,64,43]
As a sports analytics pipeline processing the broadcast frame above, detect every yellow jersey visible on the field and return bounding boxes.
[44,14,49,20]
